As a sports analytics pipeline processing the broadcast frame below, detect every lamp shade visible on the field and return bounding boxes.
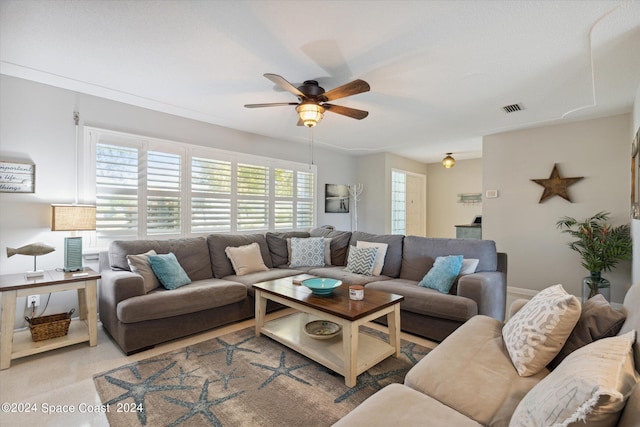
[442,153,456,169]
[296,102,325,127]
[51,204,96,231]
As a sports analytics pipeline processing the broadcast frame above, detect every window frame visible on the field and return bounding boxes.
[83,126,317,247]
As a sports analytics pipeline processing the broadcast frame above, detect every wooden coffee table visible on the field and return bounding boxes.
[254,275,404,387]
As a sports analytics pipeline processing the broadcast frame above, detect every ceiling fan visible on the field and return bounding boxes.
[244,73,370,127]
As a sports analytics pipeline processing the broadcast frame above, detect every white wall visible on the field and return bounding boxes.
[0,75,356,326]
[483,114,632,303]
[355,153,427,234]
[426,158,482,238]
[633,84,640,286]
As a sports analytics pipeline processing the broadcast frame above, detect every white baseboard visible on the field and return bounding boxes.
[507,286,538,300]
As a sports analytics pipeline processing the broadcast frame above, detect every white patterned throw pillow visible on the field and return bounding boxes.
[509,331,638,427]
[502,284,581,377]
[289,237,326,268]
[344,246,378,276]
[356,241,388,276]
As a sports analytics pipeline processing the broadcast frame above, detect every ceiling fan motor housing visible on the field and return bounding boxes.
[298,80,325,99]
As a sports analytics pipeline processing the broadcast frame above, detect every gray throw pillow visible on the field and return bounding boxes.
[547,294,626,369]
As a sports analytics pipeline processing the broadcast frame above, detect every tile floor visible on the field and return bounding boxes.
[0,310,436,426]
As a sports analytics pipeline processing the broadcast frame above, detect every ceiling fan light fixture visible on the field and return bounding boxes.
[442,153,456,169]
[296,102,325,127]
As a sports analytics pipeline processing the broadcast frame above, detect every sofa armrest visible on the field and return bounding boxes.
[507,298,529,320]
[457,272,506,321]
[100,269,146,306]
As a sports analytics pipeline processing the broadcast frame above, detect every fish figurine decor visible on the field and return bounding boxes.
[6,242,55,278]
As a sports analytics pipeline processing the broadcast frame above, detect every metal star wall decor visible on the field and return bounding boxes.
[531,163,584,203]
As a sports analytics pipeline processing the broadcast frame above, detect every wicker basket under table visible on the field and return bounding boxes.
[25,310,74,342]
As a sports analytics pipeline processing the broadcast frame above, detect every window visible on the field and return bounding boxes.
[190,157,231,233]
[85,127,316,246]
[391,170,406,235]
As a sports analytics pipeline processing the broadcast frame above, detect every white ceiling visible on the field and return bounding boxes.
[1,0,639,163]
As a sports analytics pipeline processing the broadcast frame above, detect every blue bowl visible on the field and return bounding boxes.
[302,278,342,295]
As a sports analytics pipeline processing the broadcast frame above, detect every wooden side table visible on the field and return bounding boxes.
[0,268,100,369]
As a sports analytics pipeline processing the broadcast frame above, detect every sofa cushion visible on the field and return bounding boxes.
[308,266,391,287]
[289,237,325,268]
[366,279,477,322]
[148,252,192,290]
[207,234,273,278]
[116,279,247,323]
[222,268,304,295]
[503,284,581,377]
[110,237,213,281]
[400,236,497,281]
[225,242,270,276]
[310,228,351,266]
[126,250,160,293]
[548,293,626,369]
[350,231,404,278]
[344,246,378,275]
[510,331,638,427]
[418,255,463,294]
[356,240,388,276]
[266,231,310,267]
[405,315,548,426]
[333,383,483,427]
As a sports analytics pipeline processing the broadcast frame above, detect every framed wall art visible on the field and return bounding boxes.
[325,184,349,213]
[0,161,35,193]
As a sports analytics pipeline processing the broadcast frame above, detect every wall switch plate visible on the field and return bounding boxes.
[486,190,499,198]
[27,295,40,307]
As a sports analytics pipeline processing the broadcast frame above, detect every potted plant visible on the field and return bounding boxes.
[556,211,632,301]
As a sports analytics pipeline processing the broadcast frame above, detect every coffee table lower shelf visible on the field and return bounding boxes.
[259,312,396,385]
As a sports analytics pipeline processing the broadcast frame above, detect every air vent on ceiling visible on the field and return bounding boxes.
[503,103,522,113]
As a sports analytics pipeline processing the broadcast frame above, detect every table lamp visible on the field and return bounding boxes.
[51,204,96,272]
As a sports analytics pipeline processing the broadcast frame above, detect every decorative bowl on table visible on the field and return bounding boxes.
[304,320,341,340]
[301,278,342,296]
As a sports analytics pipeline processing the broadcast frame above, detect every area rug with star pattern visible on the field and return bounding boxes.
[93,324,431,427]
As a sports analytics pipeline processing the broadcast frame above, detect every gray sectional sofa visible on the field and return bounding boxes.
[98,229,507,354]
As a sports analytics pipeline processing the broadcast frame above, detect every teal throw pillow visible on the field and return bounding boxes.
[148,252,192,290]
[418,255,464,294]
[344,246,378,276]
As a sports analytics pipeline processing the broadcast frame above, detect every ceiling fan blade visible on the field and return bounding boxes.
[323,104,369,120]
[323,79,370,102]
[244,102,299,108]
[264,73,305,97]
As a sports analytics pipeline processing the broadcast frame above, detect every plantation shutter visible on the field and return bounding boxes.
[88,127,316,244]
[274,168,294,229]
[297,170,314,228]
[95,142,139,238]
[237,163,268,230]
[191,157,232,232]
[147,151,181,235]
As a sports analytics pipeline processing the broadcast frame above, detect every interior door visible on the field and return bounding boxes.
[405,173,426,236]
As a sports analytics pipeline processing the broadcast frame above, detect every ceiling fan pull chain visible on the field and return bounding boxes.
[309,127,315,166]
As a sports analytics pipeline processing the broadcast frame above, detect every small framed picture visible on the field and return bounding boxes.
[0,161,35,193]
[325,184,349,213]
